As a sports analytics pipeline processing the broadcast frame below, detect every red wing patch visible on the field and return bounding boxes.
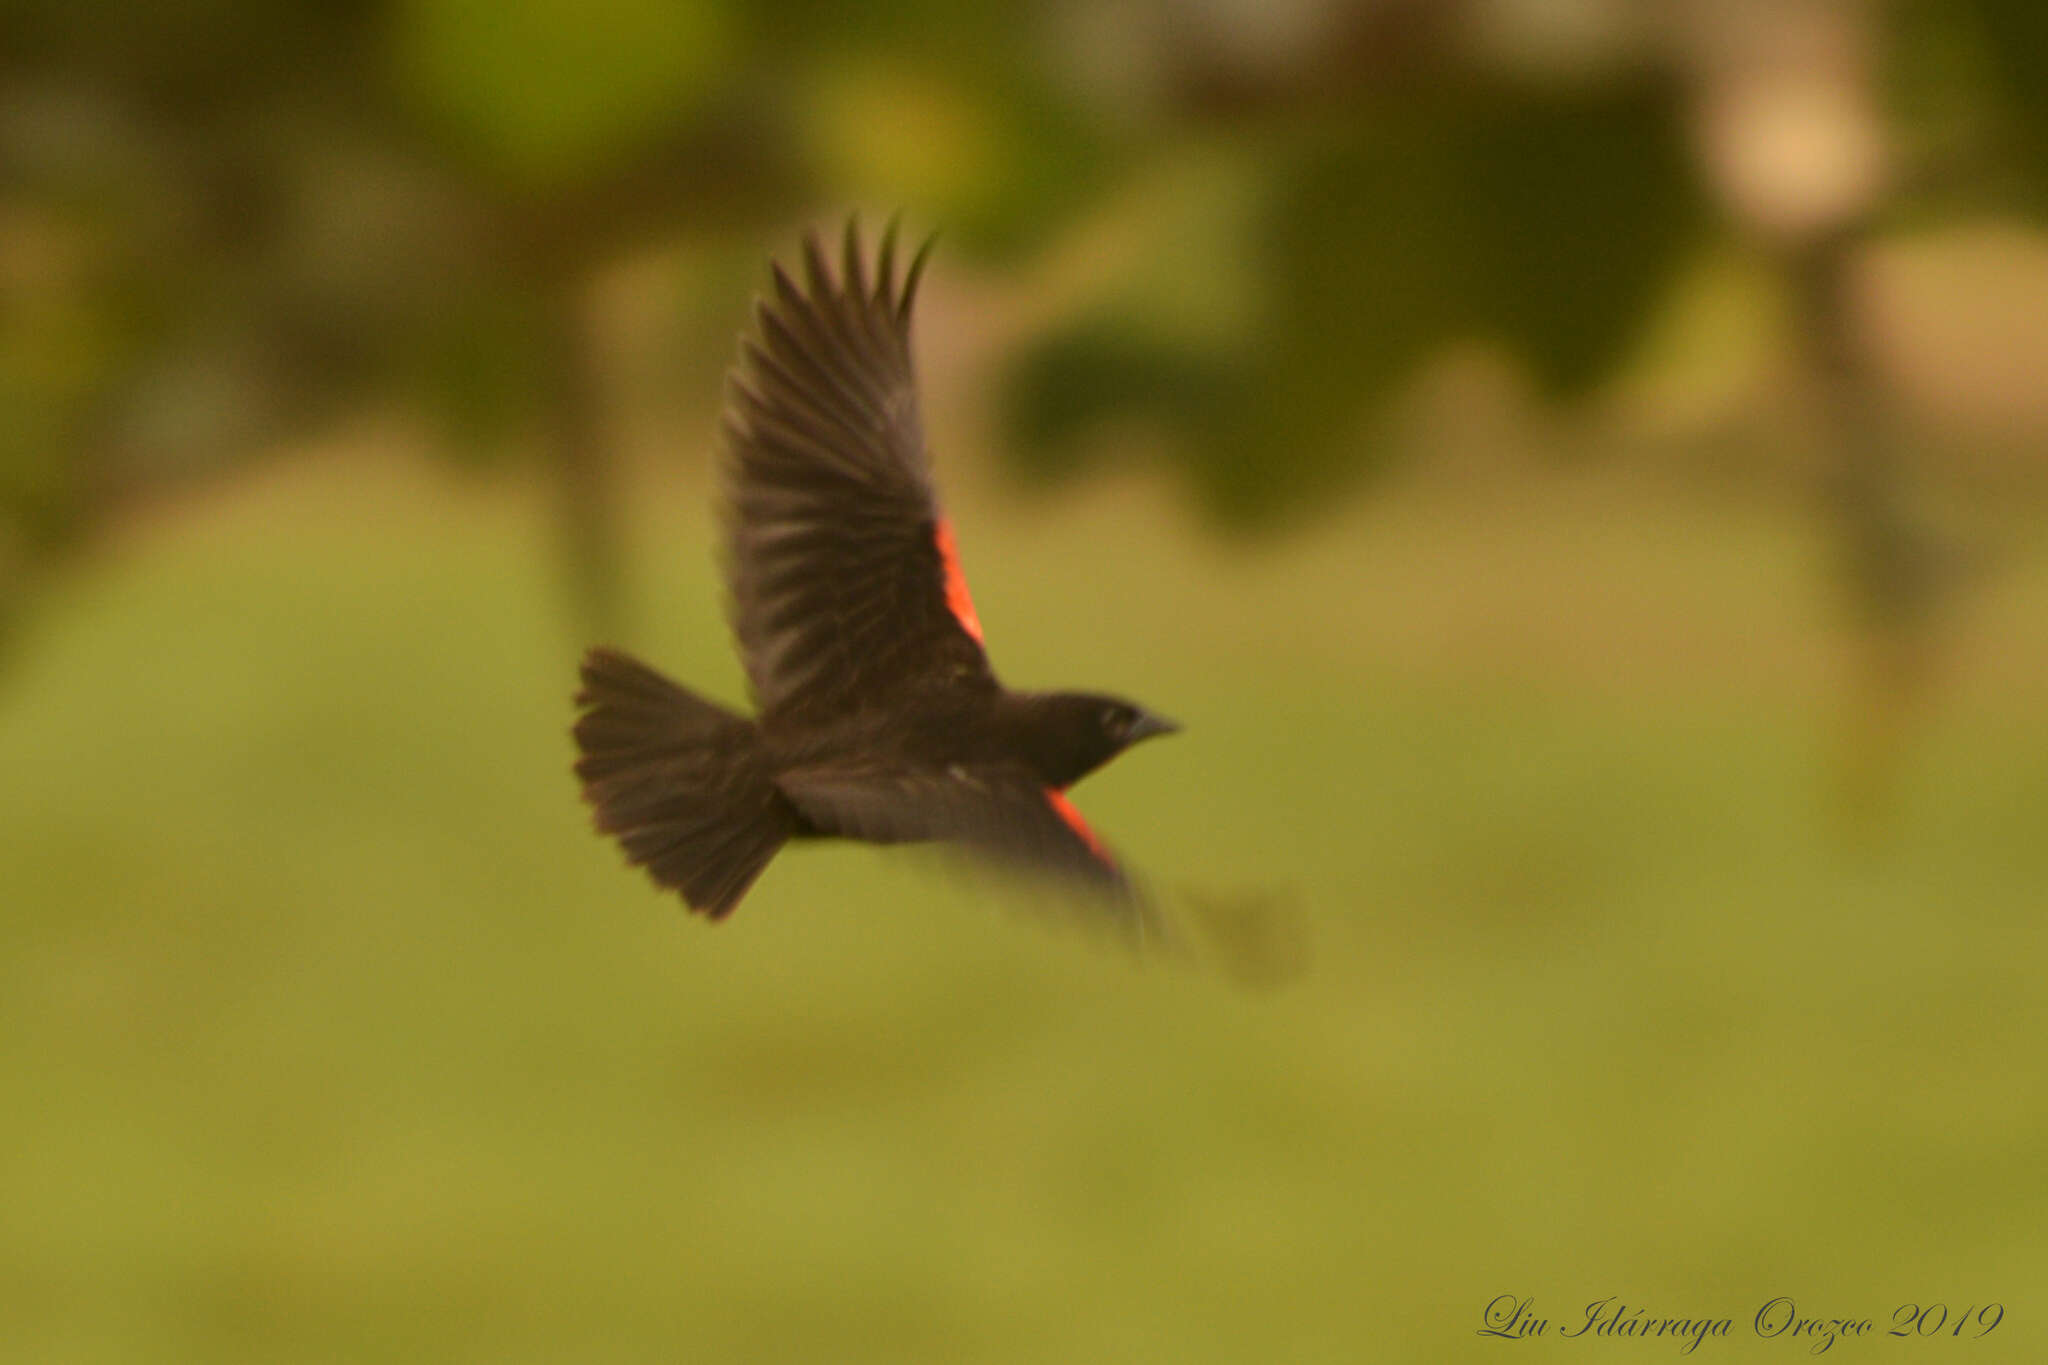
[1045,789,1114,866]
[934,519,984,643]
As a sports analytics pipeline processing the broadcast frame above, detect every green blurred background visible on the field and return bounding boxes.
[5,0,2048,1360]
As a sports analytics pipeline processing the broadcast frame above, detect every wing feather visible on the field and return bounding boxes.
[722,219,993,725]
[777,761,1167,945]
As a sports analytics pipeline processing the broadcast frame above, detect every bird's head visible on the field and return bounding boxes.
[1021,691,1180,790]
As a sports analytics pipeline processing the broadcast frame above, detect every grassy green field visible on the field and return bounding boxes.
[4,449,2045,1362]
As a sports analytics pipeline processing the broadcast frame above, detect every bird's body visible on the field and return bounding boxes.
[573,219,1176,938]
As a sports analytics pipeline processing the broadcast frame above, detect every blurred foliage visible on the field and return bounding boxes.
[1962,0,2048,182]
[4,0,2048,607]
[1005,78,1706,523]
[394,0,732,184]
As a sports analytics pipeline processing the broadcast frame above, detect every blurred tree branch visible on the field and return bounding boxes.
[1787,225,1957,834]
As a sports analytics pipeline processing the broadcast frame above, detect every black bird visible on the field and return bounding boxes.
[572,219,1179,940]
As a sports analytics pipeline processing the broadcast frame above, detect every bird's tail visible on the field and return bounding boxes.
[572,647,793,918]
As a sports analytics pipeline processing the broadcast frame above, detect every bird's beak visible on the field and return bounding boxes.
[1126,710,1181,745]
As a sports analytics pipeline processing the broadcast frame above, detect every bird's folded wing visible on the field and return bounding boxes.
[722,220,996,728]
[777,761,1166,944]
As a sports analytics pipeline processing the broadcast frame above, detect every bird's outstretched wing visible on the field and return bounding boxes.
[722,218,994,727]
[776,761,1168,947]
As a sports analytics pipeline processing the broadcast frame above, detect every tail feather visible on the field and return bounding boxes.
[573,647,791,918]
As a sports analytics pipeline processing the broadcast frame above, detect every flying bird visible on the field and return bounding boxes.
[572,219,1179,942]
